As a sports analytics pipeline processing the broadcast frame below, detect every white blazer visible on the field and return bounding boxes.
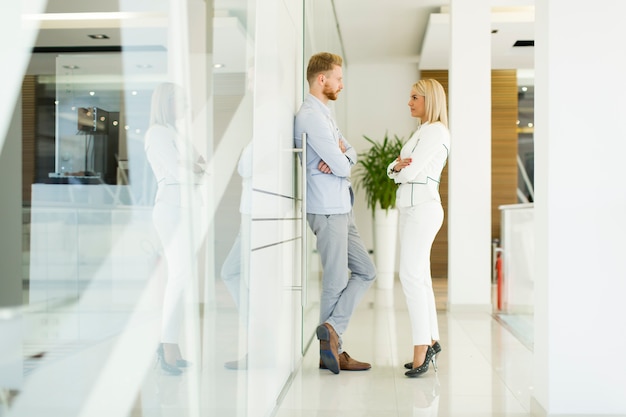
[387,122,450,208]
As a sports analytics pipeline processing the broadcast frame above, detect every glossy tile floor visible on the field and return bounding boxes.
[274,283,534,417]
[6,279,534,417]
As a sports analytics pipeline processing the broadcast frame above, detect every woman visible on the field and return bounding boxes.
[145,82,206,375]
[387,79,450,378]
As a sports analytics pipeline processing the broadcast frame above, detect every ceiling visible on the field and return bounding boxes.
[24,0,535,161]
[25,0,535,78]
[332,0,535,72]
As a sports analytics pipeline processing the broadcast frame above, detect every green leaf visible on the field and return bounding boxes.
[353,132,406,213]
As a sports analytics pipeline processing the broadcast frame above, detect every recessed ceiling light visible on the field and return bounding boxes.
[213,63,225,69]
[88,34,110,39]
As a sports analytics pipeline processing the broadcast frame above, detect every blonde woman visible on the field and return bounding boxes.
[387,79,450,377]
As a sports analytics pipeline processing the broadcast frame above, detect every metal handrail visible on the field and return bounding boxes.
[293,133,307,307]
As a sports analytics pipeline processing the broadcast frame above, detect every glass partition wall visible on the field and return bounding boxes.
[4,0,255,415]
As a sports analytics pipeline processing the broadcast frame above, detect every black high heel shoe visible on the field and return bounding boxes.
[159,343,190,367]
[405,345,435,378]
[156,344,182,376]
[404,341,441,370]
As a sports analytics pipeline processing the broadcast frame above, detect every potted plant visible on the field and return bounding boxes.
[353,133,405,289]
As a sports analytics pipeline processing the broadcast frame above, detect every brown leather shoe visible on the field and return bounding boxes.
[316,323,340,374]
[319,351,371,371]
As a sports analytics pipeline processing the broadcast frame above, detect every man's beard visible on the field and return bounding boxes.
[323,85,339,101]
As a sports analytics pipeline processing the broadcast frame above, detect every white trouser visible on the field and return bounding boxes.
[220,214,251,325]
[152,202,197,344]
[398,201,443,345]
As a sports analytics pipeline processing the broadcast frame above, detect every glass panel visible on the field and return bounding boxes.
[210,0,254,415]
[20,1,210,413]
[517,76,534,203]
[3,1,248,416]
[4,0,269,413]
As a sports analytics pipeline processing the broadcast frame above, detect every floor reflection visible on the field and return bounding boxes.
[274,285,534,417]
[7,279,535,417]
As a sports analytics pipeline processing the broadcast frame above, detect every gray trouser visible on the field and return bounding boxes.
[307,212,376,351]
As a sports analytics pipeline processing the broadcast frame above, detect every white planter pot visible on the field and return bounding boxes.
[373,207,398,289]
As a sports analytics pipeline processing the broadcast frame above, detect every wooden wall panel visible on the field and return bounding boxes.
[491,70,518,241]
[420,70,518,278]
[22,76,36,204]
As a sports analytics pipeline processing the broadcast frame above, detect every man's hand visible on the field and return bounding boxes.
[318,160,332,174]
[339,139,346,154]
[318,140,347,174]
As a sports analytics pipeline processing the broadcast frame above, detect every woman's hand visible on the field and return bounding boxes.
[393,156,412,172]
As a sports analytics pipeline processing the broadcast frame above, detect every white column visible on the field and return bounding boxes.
[533,0,626,415]
[447,0,492,311]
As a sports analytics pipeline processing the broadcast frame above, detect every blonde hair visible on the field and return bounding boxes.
[413,79,448,128]
[149,82,185,127]
[306,52,343,85]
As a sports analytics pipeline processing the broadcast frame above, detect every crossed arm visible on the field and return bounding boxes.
[318,139,348,173]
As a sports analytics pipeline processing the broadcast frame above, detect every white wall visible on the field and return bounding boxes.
[343,63,419,252]
[246,0,303,414]
[533,0,626,414]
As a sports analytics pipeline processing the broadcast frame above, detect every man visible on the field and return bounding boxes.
[294,52,376,374]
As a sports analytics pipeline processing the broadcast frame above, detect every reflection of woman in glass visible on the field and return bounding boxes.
[220,141,252,369]
[145,82,206,375]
